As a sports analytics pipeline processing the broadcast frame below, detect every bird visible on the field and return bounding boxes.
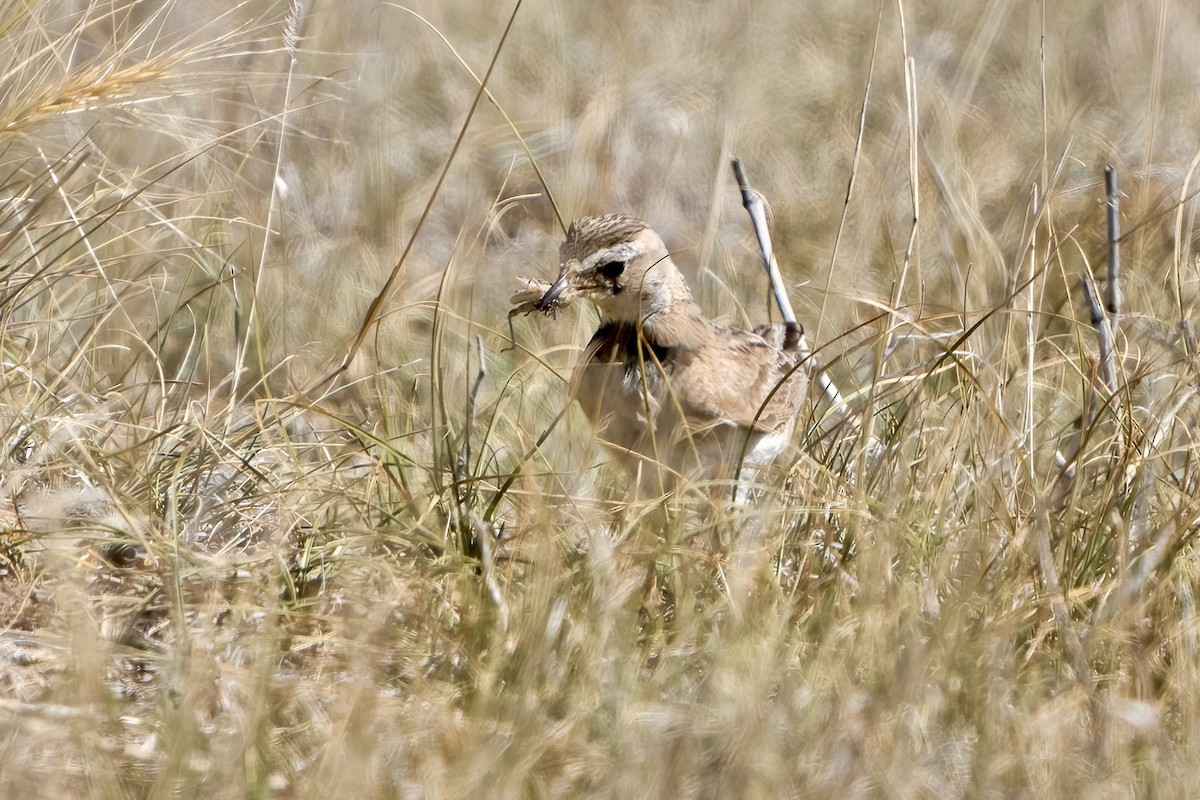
[512,213,809,493]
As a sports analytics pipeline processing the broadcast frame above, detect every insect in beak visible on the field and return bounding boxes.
[536,274,570,313]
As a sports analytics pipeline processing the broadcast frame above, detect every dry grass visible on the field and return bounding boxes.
[2,0,1200,797]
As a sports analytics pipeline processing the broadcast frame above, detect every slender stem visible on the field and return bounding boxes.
[730,157,849,417]
[312,0,524,394]
[1026,185,1037,461]
[731,158,795,324]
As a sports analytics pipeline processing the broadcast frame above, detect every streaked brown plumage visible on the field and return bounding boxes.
[516,214,808,484]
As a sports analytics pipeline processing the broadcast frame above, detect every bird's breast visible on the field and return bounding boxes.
[569,324,678,441]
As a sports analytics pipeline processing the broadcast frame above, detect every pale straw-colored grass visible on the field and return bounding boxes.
[2,1,1200,797]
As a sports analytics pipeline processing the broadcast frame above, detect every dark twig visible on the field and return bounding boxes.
[452,337,487,518]
[456,336,507,627]
[1062,171,1127,477]
[1081,272,1118,399]
[1105,165,1122,318]
[1081,270,1125,461]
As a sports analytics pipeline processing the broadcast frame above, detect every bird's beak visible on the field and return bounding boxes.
[535,274,571,312]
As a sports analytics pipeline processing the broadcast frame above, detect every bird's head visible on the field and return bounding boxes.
[536,214,690,323]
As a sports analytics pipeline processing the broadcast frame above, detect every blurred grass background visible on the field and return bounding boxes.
[2,0,1200,797]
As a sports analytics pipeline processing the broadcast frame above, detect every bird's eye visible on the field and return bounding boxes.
[599,260,625,280]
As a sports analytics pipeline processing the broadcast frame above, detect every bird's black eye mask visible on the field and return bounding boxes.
[599,259,625,291]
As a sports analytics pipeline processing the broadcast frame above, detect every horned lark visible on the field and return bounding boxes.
[512,214,809,486]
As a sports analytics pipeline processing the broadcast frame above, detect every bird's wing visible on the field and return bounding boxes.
[671,323,808,433]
